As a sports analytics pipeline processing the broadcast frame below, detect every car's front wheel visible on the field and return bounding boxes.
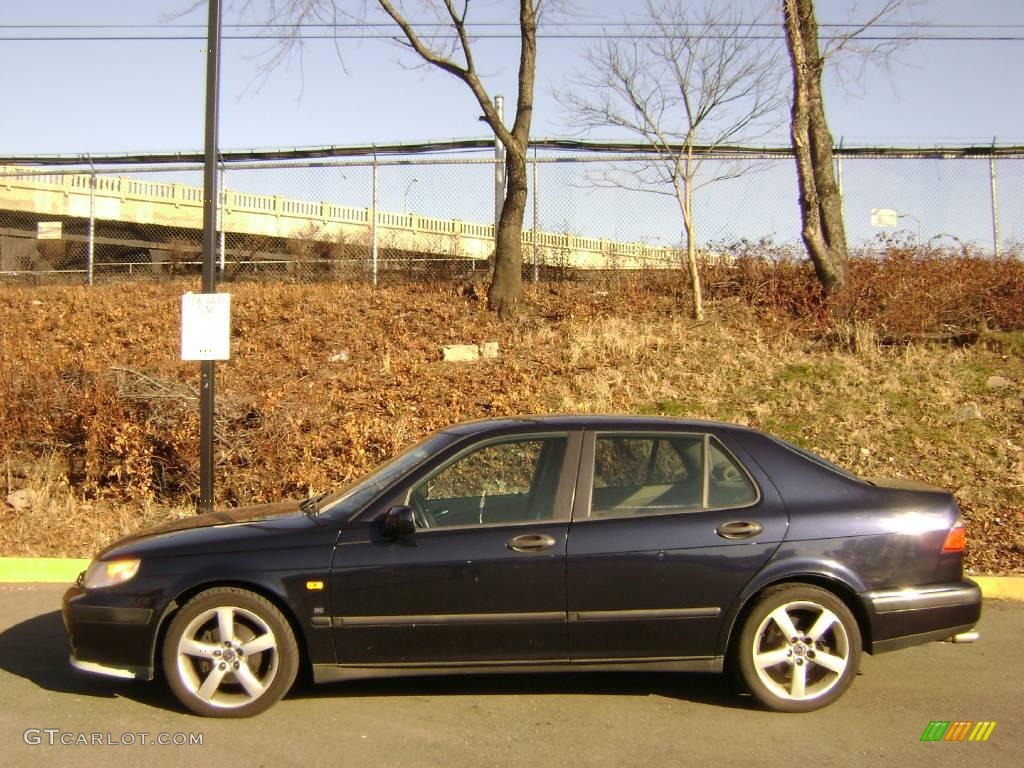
[162,587,299,717]
[735,584,862,712]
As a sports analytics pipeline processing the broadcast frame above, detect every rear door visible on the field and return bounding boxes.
[566,429,788,661]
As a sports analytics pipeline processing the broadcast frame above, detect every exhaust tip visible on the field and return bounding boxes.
[944,631,980,644]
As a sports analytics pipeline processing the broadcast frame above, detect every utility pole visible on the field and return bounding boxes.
[199,0,222,513]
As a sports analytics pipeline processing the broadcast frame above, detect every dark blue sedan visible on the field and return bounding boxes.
[63,416,981,717]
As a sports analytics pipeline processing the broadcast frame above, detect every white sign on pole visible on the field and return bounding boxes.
[870,208,899,227]
[37,222,62,240]
[181,293,231,361]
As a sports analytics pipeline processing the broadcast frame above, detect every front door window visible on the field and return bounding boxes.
[410,437,567,528]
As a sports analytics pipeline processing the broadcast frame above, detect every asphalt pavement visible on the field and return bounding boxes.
[0,585,1019,768]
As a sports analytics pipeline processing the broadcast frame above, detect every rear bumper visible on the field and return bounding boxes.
[864,580,982,654]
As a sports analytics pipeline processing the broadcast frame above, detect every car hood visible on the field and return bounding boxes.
[96,499,310,559]
[141,500,304,535]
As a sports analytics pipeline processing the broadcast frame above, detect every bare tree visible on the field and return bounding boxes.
[239,0,540,318]
[559,1,784,320]
[783,0,908,294]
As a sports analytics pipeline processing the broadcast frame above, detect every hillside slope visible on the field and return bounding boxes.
[1,279,1021,572]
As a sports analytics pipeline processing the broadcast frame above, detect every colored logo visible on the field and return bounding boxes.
[920,721,996,742]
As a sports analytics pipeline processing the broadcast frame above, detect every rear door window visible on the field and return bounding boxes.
[588,433,758,519]
[591,435,704,517]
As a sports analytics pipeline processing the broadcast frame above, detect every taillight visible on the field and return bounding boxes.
[942,521,966,553]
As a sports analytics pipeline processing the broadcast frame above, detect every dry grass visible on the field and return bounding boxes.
[0,274,1022,572]
[2,453,193,557]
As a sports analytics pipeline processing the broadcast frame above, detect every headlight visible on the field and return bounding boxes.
[82,558,141,589]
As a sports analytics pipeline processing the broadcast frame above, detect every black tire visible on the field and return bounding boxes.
[735,584,861,713]
[162,587,299,718]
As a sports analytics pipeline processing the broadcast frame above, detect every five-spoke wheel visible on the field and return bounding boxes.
[162,587,298,718]
[736,584,861,712]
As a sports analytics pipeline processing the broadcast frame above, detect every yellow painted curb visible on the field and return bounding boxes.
[971,575,1024,602]
[0,557,90,584]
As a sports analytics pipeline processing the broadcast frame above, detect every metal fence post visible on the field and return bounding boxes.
[835,151,845,240]
[218,161,226,274]
[532,146,539,283]
[989,156,1000,257]
[494,95,505,235]
[371,150,379,287]
[87,158,96,286]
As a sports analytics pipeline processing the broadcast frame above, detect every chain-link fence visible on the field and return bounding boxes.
[1,146,1020,285]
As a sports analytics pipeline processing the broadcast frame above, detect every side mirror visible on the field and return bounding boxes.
[380,505,416,539]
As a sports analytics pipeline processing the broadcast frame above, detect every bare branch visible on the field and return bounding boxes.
[374,1,519,149]
[224,0,551,316]
[821,0,925,94]
[556,0,786,319]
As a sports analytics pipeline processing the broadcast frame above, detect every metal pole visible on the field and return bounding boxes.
[835,154,845,233]
[218,161,226,274]
[198,0,222,514]
[371,151,378,287]
[87,157,95,286]
[989,157,1000,257]
[403,177,419,214]
[494,95,505,236]
[532,146,539,283]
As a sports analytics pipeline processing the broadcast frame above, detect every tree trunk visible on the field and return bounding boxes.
[783,0,848,293]
[673,150,704,321]
[681,170,703,321]
[488,147,527,319]
[483,0,536,318]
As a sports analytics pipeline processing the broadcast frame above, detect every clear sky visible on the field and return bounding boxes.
[2,0,1024,155]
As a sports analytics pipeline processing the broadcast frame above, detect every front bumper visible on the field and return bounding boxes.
[865,579,982,654]
[69,655,147,680]
[62,584,160,681]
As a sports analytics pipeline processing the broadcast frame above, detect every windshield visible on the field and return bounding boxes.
[768,436,862,482]
[319,431,459,518]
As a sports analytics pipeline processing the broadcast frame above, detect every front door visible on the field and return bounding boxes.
[331,432,580,666]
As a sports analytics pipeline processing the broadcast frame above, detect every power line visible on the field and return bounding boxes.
[3,138,1023,167]
[4,17,1024,42]
[2,33,1023,41]
[3,18,1024,42]
[4,21,1024,29]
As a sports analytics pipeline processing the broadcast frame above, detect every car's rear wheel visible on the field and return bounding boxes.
[735,584,861,713]
[162,587,298,718]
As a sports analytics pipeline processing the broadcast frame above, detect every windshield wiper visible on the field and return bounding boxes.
[299,492,329,518]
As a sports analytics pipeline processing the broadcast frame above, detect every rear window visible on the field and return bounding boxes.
[589,433,758,519]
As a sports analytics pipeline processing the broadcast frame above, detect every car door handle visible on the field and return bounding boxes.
[507,534,556,552]
[716,521,764,540]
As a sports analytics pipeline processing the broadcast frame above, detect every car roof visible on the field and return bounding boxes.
[439,414,760,438]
